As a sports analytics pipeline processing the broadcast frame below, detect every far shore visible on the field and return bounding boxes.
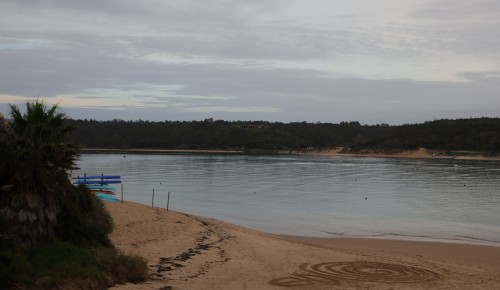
[82,147,500,161]
[297,147,500,161]
[81,148,244,154]
[107,201,500,290]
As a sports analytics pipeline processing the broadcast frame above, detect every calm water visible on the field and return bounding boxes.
[74,153,500,246]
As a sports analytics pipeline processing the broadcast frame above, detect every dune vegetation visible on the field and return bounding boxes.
[0,101,147,289]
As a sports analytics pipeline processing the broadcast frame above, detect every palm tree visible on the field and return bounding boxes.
[0,101,79,249]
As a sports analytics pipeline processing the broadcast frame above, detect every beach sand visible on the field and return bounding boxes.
[300,147,500,161]
[107,202,500,290]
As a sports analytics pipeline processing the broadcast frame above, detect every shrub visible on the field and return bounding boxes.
[55,185,113,247]
[95,247,148,284]
[1,184,148,289]
[0,249,33,289]
[29,241,108,289]
[0,241,148,289]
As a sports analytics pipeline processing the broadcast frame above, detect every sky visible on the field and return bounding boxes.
[0,0,499,124]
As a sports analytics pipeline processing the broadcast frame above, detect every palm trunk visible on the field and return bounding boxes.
[1,190,59,248]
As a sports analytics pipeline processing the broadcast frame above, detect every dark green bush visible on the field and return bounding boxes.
[0,241,148,289]
[0,185,147,289]
[29,241,108,289]
[55,185,113,247]
[0,249,33,289]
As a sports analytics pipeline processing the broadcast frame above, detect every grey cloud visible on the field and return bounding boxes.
[0,1,425,62]
[72,96,111,99]
[1,0,499,124]
[1,33,498,124]
[410,0,500,55]
[460,71,500,82]
[412,0,500,21]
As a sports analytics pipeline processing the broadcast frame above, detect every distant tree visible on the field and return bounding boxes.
[0,101,79,249]
[66,117,500,152]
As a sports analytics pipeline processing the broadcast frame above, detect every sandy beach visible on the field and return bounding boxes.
[299,147,500,161]
[106,202,500,290]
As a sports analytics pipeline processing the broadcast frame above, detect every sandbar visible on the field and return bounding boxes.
[299,147,500,161]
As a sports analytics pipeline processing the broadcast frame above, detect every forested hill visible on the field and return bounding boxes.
[66,118,500,152]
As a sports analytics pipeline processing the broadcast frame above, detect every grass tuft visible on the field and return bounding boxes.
[96,247,148,284]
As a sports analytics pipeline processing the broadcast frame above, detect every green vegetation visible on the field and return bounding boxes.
[0,102,147,289]
[67,118,500,152]
[55,185,113,247]
[1,102,79,248]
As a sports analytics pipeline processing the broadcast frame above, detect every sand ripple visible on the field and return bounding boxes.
[269,261,440,287]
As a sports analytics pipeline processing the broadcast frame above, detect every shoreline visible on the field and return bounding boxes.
[106,201,500,289]
[81,148,244,154]
[297,147,500,161]
[281,235,500,272]
[81,147,500,161]
[307,232,500,248]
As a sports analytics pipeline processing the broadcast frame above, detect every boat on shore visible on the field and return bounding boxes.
[90,190,116,196]
[74,179,121,184]
[86,184,117,191]
[73,174,121,202]
[95,193,120,202]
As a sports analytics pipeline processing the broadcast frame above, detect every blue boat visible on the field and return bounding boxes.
[86,184,117,191]
[73,174,121,185]
[73,175,121,180]
[74,180,121,185]
[95,193,120,203]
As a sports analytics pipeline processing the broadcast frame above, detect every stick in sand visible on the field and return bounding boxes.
[167,191,170,211]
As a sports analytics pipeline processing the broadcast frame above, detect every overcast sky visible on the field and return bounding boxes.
[1,0,499,124]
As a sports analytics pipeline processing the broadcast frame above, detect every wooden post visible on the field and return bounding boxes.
[152,188,155,208]
[121,183,123,203]
[167,191,170,211]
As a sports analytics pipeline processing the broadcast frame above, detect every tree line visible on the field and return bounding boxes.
[66,117,500,152]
